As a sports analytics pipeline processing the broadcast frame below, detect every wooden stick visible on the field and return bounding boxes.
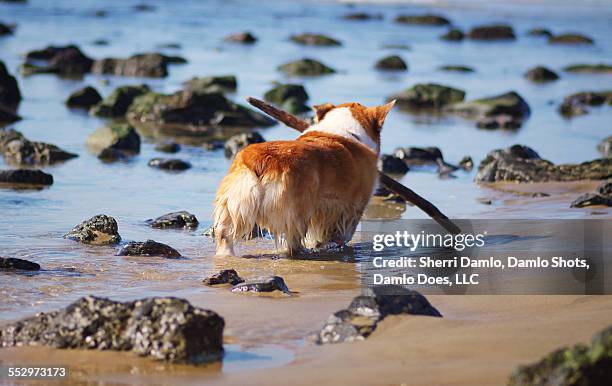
[246,97,461,234]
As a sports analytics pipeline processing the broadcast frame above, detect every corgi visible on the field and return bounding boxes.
[213,100,395,257]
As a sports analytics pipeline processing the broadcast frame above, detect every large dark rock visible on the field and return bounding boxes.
[90,84,150,117]
[66,86,102,109]
[203,269,245,286]
[0,61,21,109]
[440,28,464,41]
[64,214,121,245]
[524,66,559,82]
[0,129,78,166]
[146,211,199,229]
[0,22,15,36]
[117,240,181,258]
[290,33,341,46]
[548,33,594,45]
[570,181,612,208]
[224,31,257,44]
[378,154,409,174]
[558,91,612,118]
[183,75,237,94]
[278,58,336,76]
[263,83,309,114]
[0,296,224,363]
[475,144,612,183]
[597,136,612,158]
[467,25,516,40]
[147,158,191,171]
[155,142,180,153]
[21,45,93,77]
[224,132,265,158]
[508,325,612,386]
[231,276,290,294]
[394,14,450,25]
[313,286,441,344]
[389,83,465,110]
[86,123,141,158]
[91,53,186,78]
[375,55,408,71]
[563,64,612,74]
[394,146,443,165]
[0,257,40,271]
[445,91,531,127]
[127,90,275,128]
[0,169,53,186]
[0,104,21,124]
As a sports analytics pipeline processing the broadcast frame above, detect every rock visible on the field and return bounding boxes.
[570,181,612,208]
[231,276,290,294]
[224,132,265,158]
[0,169,53,186]
[157,42,181,49]
[278,58,336,76]
[508,325,612,386]
[203,269,245,286]
[375,55,408,71]
[394,14,450,25]
[97,147,129,162]
[64,214,121,245]
[224,31,257,44]
[155,142,180,153]
[90,84,150,118]
[0,104,21,124]
[65,86,102,108]
[147,158,191,171]
[92,39,109,46]
[440,28,464,41]
[597,136,612,158]
[0,22,15,36]
[524,66,559,82]
[91,53,186,78]
[475,144,612,183]
[0,129,78,166]
[117,240,182,258]
[21,45,93,77]
[290,33,341,46]
[558,91,612,118]
[445,91,531,125]
[146,211,199,229]
[394,146,443,165]
[263,83,309,114]
[86,124,141,157]
[133,3,155,12]
[183,75,237,94]
[0,61,21,109]
[467,25,516,40]
[476,114,523,130]
[459,156,474,171]
[127,90,275,128]
[563,64,612,74]
[0,296,224,363]
[548,33,594,45]
[528,28,552,37]
[0,257,40,271]
[343,12,382,21]
[439,65,474,73]
[389,83,465,110]
[378,154,409,174]
[313,286,441,344]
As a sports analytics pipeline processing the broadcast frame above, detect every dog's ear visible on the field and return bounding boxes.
[372,100,395,130]
[313,103,335,122]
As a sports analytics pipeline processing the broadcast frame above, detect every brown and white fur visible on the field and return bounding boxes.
[213,100,395,257]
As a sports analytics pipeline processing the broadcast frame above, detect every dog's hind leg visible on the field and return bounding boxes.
[213,202,236,257]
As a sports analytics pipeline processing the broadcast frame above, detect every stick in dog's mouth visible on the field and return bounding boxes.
[245,97,461,235]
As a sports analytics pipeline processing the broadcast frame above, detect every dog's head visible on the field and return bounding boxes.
[312,100,395,153]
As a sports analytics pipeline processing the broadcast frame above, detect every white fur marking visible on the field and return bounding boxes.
[303,107,378,152]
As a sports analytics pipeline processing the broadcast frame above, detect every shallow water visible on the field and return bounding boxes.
[0,0,611,374]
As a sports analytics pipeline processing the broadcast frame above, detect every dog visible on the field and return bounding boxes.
[213,100,395,257]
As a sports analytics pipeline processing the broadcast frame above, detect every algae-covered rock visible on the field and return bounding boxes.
[117,240,181,258]
[440,28,464,41]
[290,33,341,46]
[375,55,408,71]
[388,83,465,110]
[0,296,224,363]
[439,65,474,73]
[86,123,141,156]
[570,180,612,208]
[66,86,102,108]
[445,91,531,122]
[64,214,121,245]
[91,53,186,78]
[528,28,552,37]
[278,58,336,76]
[90,84,150,117]
[154,142,180,153]
[548,33,594,45]
[558,91,612,118]
[263,83,309,114]
[343,12,383,21]
[394,14,450,25]
[21,45,93,77]
[0,169,53,186]
[563,64,612,74]
[224,31,257,44]
[525,66,559,82]
[467,24,516,40]
[0,257,40,271]
[147,158,191,171]
[146,211,199,229]
[475,144,612,183]
[224,132,265,158]
[183,75,237,94]
[0,129,78,166]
